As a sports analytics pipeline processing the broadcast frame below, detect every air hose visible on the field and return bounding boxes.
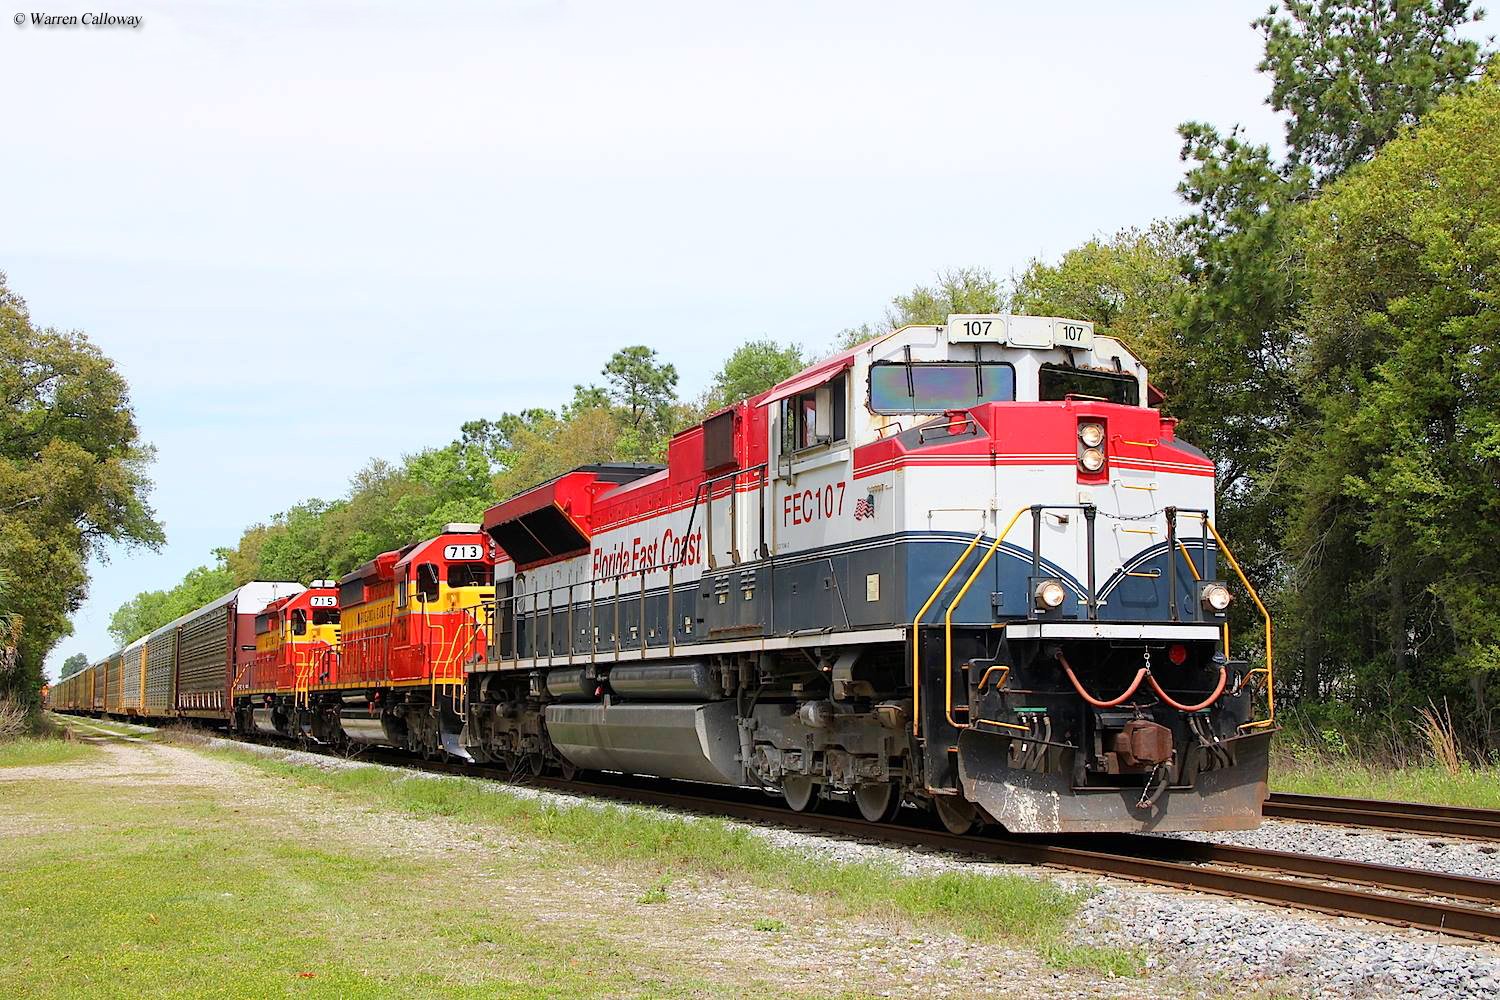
[1055,650,1149,708]
[1146,666,1227,713]
[1055,649,1228,712]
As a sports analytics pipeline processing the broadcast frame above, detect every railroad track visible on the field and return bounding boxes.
[62,717,1500,944]
[1265,792,1500,841]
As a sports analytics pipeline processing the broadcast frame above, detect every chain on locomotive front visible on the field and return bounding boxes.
[467,315,1275,833]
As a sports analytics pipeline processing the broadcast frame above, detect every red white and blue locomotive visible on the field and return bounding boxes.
[53,314,1275,834]
[467,314,1275,833]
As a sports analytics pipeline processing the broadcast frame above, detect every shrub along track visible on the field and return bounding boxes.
[72,717,1500,945]
[1263,792,1500,841]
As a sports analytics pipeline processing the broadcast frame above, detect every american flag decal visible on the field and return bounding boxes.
[854,494,876,520]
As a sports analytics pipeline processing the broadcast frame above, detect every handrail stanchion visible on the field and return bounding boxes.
[1199,517,1276,731]
[1084,505,1098,620]
[910,528,986,737]
[1166,505,1178,622]
[942,507,1032,729]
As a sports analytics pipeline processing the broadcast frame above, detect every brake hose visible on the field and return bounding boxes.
[1055,650,1148,709]
[1146,665,1228,713]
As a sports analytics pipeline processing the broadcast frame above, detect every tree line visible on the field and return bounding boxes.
[11,2,1499,751]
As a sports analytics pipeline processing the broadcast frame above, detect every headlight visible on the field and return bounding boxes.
[1079,448,1105,472]
[1201,582,1232,612]
[1078,422,1105,448]
[1034,579,1067,610]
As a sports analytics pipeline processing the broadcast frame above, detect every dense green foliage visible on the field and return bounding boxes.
[704,340,804,412]
[1256,0,1486,178]
[1016,6,1497,749]
[0,275,162,705]
[1287,65,1500,730]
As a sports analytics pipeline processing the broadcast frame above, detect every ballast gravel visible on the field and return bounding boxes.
[199,738,1500,999]
[1160,819,1500,881]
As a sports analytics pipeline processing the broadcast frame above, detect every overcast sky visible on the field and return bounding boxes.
[4,1,1297,676]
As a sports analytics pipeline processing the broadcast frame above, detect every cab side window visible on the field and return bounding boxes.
[291,609,308,636]
[417,564,441,602]
[780,373,848,454]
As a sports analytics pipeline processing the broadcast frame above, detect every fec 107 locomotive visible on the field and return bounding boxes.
[52,314,1276,835]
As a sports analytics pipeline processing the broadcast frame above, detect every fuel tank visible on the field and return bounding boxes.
[544,700,744,784]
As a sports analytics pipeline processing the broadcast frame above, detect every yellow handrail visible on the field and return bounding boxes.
[941,507,1032,730]
[1175,538,1202,581]
[910,530,985,736]
[1201,518,1275,730]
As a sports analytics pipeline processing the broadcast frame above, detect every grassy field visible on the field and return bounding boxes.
[1,780,692,998]
[0,736,98,768]
[0,731,1147,999]
[1271,757,1500,810]
[213,746,1134,972]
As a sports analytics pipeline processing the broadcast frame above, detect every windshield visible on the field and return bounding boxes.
[1038,364,1140,406]
[869,362,1015,413]
[447,562,493,587]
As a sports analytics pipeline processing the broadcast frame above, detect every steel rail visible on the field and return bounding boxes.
[1264,792,1500,841]
[1087,833,1500,905]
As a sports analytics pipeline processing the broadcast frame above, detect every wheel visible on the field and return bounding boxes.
[782,775,821,812]
[527,752,545,777]
[933,794,980,835]
[854,782,903,823]
[557,759,579,781]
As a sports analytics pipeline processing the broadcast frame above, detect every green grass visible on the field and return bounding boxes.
[0,736,97,767]
[0,768,741,998]
[213,747,1092,950]
[0,736,1146,998]
[1272,757,1500,810]
[1040,941,1146,977]
[637,877,671,904]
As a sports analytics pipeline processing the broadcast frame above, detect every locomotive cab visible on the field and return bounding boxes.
[763,314,1271,832]
[234,581,336,737]
[311,525,498,757]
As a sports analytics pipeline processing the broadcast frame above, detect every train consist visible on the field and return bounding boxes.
[53,314,1277,833]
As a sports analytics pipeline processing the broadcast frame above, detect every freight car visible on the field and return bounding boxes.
[463,315,1276,833]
